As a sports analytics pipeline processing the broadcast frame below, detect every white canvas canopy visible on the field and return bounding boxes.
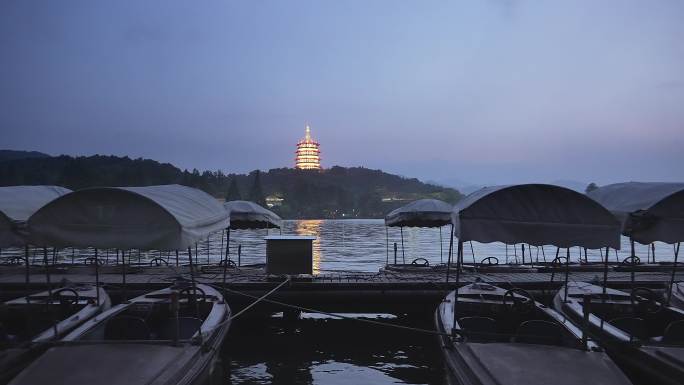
[224,200,282,229]
[588,182,684,244]
[452,184,621,249]
[28,184,229,250]
[385,199,452,228]
[0,185,71,247]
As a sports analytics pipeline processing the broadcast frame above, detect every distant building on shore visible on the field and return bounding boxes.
[295,124,321,170]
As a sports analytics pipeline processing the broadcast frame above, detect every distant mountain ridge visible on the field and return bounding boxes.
[0,152,463,219]
[0,150,50,162]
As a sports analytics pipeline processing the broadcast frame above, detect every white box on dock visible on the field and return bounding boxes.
[265,235,315,275]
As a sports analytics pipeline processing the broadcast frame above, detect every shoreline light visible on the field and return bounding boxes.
[295,124,321,170]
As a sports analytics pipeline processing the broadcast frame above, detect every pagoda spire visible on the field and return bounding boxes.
[305,124,311,141]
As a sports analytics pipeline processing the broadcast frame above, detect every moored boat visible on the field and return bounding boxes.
[555,281,684,385]
[8,282,230,385]
[0,283,110,383]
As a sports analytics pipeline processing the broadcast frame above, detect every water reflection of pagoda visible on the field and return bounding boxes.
[294,124,321,170]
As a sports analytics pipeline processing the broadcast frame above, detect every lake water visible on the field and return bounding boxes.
[225,219,677,273]
[7,219,677,270]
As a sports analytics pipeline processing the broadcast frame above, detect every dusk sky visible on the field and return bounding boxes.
[2,1,683,187]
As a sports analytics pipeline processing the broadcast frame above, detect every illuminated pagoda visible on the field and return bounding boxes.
[295,124,321,170]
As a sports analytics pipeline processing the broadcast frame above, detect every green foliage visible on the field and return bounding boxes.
[585,182,599,194]
[225,178,242,201]
[0,154,464,219]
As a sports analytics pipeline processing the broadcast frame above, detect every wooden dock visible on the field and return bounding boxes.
[1,264,682,314]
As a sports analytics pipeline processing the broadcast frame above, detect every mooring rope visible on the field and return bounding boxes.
[213,283,458,338]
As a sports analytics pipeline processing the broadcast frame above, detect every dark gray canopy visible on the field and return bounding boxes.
[0,186,72,247]
[224,200,282,229]
[385,199,453,228]
[452,184,621,249]
[28,184,229,250]
[588,182,684,244]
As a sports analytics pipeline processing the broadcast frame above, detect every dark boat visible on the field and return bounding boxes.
[669,282,684,310]
[0,283,110,383]
[8,282,230,385]
[436,281,633,385]
[555,281,684,385]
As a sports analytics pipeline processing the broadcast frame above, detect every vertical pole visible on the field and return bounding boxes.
[445,225,453,283]
[630,238,636,288]
[122,250,127,302]
[521,244,526,265]
[541,246,546,263]
[400,226,405,264]
[71,248,75,264]
[470,241,476,265]
[651,243,656,264]
[238,244,242,267]
[175,250,179,266]
[187,245,200,317]
[667,242,681,305]
[207,238,210,265]
[582,295,591,350]
[220,229,225,265]
[52,247,57,265]
[563,248,571,302]
[94,248,100,306]
[43,247,58,338]
[385,227,389,265]
[393,243,397,265]
[439,227,443,264]
[452,240,463,336]
[505,244,509,264]
[603,247,610,296]
[24,245,30,286]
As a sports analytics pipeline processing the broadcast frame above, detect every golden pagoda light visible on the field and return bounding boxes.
[295,124,321,170]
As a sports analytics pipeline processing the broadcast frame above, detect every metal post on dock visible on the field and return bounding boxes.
[602,247,610,296]
[94,248,100,305]
[122,250,127,302]
[452,240,463,336]
[446,225,453,283]
[521,244,525,265]
[563,248,571,302]
[42,247,58,338]
[400,226,405,264]
[393,243,397,265]
[667,242,681,305]
[386,227,389,265]
[582,294,591,350]
[439,227,443,264]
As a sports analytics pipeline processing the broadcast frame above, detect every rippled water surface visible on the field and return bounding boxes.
[226,219,678,273]
[221,312,446,385]
[3,219,678,272]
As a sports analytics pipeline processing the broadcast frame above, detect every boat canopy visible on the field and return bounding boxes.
[224,200,282,229]
[452,184,621,249]
[0,185,71,247]
[588,182,684,244]
[28,184,229,250]
[385,199,452,228]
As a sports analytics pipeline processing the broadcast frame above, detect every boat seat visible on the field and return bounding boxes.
[663,320,684,344]
[104,315,150,340]
[458,317,497,341]
[159,317,203,340]
[609,317,645,340]
[512,320,564,345]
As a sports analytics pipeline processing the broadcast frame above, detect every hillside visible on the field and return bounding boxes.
[0,153,463,219]
[0,150,50,162]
